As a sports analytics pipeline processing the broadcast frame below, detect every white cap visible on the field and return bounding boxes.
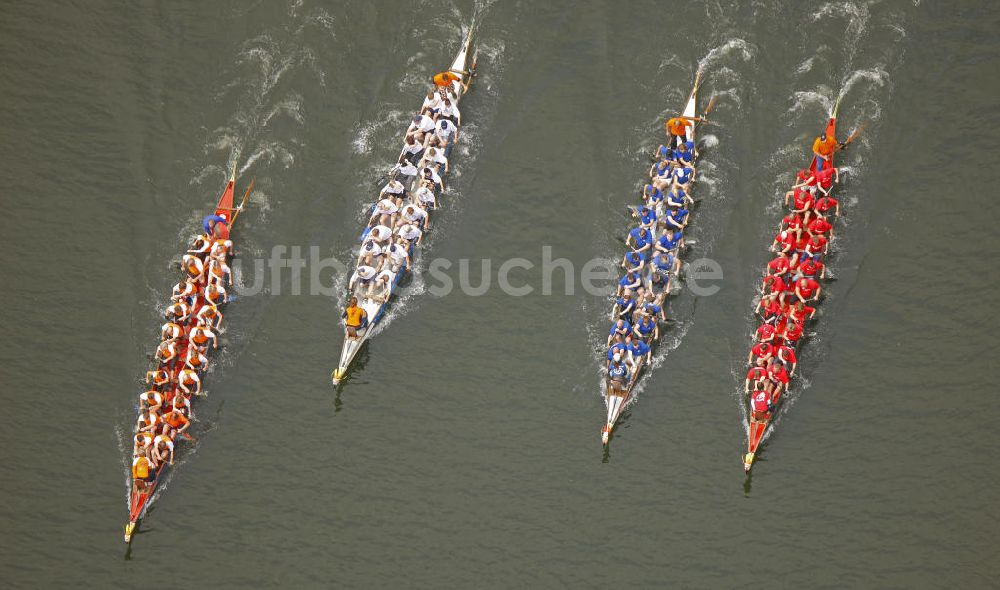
[613,353,622,362]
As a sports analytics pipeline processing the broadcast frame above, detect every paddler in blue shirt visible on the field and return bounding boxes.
[665,207,689,231]
[636,205,657,231]
[607,319,632,346]
[622,250,646,274]
[633,315,659,341]
[666,187,687,209]
[607,341,628,368]
[655,228,684,253]
[627,227,653,254]
[614,290,636,321]
[203,213,228,239]
[618,271,642,296]
[627,337,652,366]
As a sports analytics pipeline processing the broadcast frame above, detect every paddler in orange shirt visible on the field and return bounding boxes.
[811,132,844,171]
[664,117,692,148]
[432,70,461,88]
[161,408,190,438]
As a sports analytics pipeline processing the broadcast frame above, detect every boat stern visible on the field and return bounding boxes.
[743,452,755,472]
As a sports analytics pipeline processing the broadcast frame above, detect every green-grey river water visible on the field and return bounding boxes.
[1,0,997,587]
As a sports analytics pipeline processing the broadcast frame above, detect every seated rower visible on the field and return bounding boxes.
[161,321,184,342]
[655,228,684,253]
[161,408,190,437]
[626,227,653,255]
[384,243,411,273]
[195,301,223,329]
[152,434,175,467]
[671,165,695,192]
[414,184,437,211]
[608,354,629,392]
[419,166,444,192]
[372,196,400,227]
[188,234,212,256]
[131,454,156,487]
[420,146,449,173]
[617,271,642,297]
[672,141,696,167]
[145,368,171,388]
[650,160,673,191]
[204,282,227,306]
[380,179,406,200]
[366,224,393,245]
[653,144,674,163]
[748,341,774,366]
[633,314,659,341]
[393,155,419,186]
[134,432,154,458]
[627,337,652,366]
[779,319,805,347]
[768,361,790,395]
[745,365,770,394]
[368,271,394,303]
[400,133,424,163]
[407,114,436,145]
[395,223,423,247]
[207,257,232,287]
[178,368,202,396]
[756,322,777,344]
[184,344,209,373]
[613,290,637,322]
[665,187,687,209]
[642,184,664,207]
[358,239,383,268]
[171,279,198,303]
[767,252,792,279]
[642,299,666,322]
[794,276,821,304]
[420,88,442,116]
[795,257,825,280]
[171,392,191,417]
[771,229,798,257]
[749,385,775,421]
[650,250,679,291]
[807,215,834,239]
[785,186,816,222]
[776,343,798,375]
[136,409,161,434]
[435,96,461,125]
[400,203,428,230]
[605,343,627,373]
[155,339,180,364]
[814,194,840,217]
[622,250,646,274]
[802,232,828,260]
[634,205,657,231]
[182,254,205,282]
[140,389,164,414]
[342,296,368,339]
[810,165,839,196]
[664,207,689,231]
[781,212,805,238]
[431,118,458,147]
[349,265,378,295]
[607,319,632,346]
[788,300,816,324]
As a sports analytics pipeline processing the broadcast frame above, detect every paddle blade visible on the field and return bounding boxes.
[845,121,868,146]
[704,95,718,116]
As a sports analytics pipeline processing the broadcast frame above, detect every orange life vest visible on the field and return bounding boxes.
[132,456,152,479]
[164,412,189,429]
[344,306,365,327]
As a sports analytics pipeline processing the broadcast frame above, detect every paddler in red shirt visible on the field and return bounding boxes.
[749,385,775,420]
[748,341,775,366]
[745,365,769,393]
[807,215,834,238]
[756,322,777,344]
[768,361,790,394]
[794,277,821,303]
[796,257,825,280]
[776,343,798,375]
[814,194,840,216]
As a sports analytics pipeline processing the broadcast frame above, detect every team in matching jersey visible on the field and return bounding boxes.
[131,214,234,487]
[605,117,698,395]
